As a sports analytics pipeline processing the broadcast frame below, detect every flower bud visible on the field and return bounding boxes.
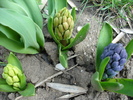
[53,7,74,40]
[101,43,127,80]
[2,64,25,90]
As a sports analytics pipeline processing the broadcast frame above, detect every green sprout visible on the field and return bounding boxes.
[91,22,133,97]
[0,0,44,54]
[47,0,90,68]
[0,52,35,96]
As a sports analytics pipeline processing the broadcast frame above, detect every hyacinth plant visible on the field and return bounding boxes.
[0,52,35,96]
[91,22,133,97]
[47,0,90,68]
[0,0,44,54]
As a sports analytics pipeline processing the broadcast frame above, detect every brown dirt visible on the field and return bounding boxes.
[0,1,133,100]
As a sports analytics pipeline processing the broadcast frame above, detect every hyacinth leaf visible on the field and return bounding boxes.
[71,7,76,22]
[62,23,90,50]
[19,83,35,96]
[48,0,55,17]
[7,52,22,71]
[55,0,67,13]
[0,8,40,50]
[125,39,133,59]
[0,32,38,54]
[0,84,17,92]
[106,78,133,97]
[101,81,124,91]
[18,74,27,90]
[0,78,7,84]
[91,72,104,92]
[48,17,61,45]
[35,23,45,48]
[0,25,20,42]
[0,0,28,17]
[96,22,113,71]
[59,45,68,68]
[99,57,110,81]
[23,0,43,29]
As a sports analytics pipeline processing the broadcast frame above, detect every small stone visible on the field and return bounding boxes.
[8,93,15,100]
[31,76,39,84]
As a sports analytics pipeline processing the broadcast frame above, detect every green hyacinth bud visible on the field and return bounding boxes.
[2,64,25,90]
[53,7,74,40]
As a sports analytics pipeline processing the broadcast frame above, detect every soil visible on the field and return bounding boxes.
[0,1,133,100]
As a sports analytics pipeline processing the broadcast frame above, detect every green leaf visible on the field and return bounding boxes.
[19,83,35,96]
[91,72,104,92]
[48,0,55,17]
[125,39,133,59]
[0,79,17,92]
[0,84,17,92]
[101,81,124,91]
[108,78,133,97]
[0,32,38,54]
[96,22,113,70]
[19,74,27,90]
[35,23,45,48]
[99,57,110,81]
[0,25,20,42]
[47,17,60,44]
[0,78,7,84]
[23,0,43,29]
[7,52,22,71]
[59,45,68,68]
[62,23,90,50]
[71,7,76,22]
[55,0,67,13]
[0,0,28,16]
[0,8,39,50]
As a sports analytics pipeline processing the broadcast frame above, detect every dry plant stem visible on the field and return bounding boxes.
[67,0,78,11]
[57,92,86,99]
[112,32,125,43]
[35,64,78,87]
[39,0,47,10]
[67,54,79,60]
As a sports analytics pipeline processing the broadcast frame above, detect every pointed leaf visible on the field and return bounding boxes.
[7,52,22,71]
[125,39,133,59]
[23,0,43,29]
[0,32,38,54]
[62,23,89,50]
[59,45,68,68]
[48,0,55,17]
[101,81,124,91]
[55,0,67,13]
[107,78,133,97]
[71,7,76,22]
[99,57,110,80]
[96,22,113,70]
[91,72,104,92]
[19,83,35,96]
